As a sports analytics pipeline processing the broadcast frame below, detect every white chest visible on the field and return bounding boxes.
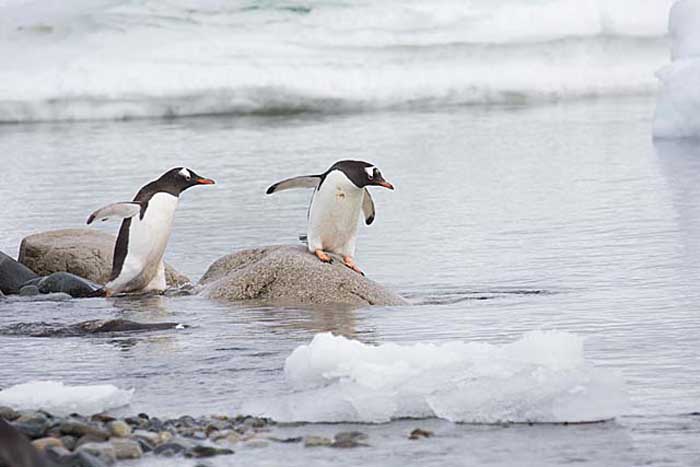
[308,171,363,252]
[128,192,179,260]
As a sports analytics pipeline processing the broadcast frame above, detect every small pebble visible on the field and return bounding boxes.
[185,445,234,458]
[409,428,433,440]
[304,435,333,447]
[31,437,64,451]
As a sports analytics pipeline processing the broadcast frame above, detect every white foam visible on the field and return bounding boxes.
[654,0,700,138]
[244,331,628,424]
[0,381,133,416]
[0,0,673,122]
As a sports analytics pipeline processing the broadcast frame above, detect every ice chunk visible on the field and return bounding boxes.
[246,331,627,424]
[0,381,133,416]
[653,0,700,138]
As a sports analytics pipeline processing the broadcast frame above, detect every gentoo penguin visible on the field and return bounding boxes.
[266,160,394,275]
[87,167,214,296]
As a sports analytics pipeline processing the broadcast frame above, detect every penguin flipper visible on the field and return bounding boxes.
[266,175,320,195]
[362,188,375,225]
[87,202,141,224]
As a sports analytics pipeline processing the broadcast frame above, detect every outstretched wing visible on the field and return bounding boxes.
[362,189,375,225]
[266,175,320,195]
[86,202,141,225]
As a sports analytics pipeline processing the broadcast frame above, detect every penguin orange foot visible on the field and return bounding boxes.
[343,256,365,276]
[315,249,333,263]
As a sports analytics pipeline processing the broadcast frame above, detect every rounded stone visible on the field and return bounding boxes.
[38,272,101,298]
[18,284,40,296]
[107,420,131,437]
[199,245,407,307]
[0,250,39,295]
[31,437,64,451]
[111,438,143,459]
[18,229,190,288]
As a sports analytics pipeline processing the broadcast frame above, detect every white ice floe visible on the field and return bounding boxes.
[246,331,627,424]
[0,0,673,122]
[0,381,133,416]
[654,0,700,138]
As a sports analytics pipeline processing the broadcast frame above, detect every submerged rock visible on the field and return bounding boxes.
[199,245,407,307]
[18,229,190,288]
[0,250,39,294]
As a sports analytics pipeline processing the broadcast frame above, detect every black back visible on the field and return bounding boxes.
[110,167,207,282]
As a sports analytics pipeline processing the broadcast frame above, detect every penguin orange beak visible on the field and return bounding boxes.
[197,178,215,185]
[376,181,394,190]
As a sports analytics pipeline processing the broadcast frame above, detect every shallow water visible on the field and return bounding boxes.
[2,97,700,465]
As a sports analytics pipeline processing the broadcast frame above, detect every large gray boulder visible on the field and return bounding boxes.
[199,245,407,307]
[18,229,190,287]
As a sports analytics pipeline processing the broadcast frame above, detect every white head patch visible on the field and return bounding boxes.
[364,166,376,179]
[179,168,191,180]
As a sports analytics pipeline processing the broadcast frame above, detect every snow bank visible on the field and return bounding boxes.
[245,331,628,424]
[654,0,700,138]
[0,381,133,416]
[0,0,672,122]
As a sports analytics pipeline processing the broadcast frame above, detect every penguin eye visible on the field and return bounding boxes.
[179,168,192,181]
[364,167,375,179]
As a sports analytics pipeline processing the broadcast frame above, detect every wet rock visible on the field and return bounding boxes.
[12,411,50,438]
[267,436,303,443]
[46,445,73,463]
[153,442,187,457]
[185,445,234,458]
[133,429,161,446]
[303,435,333,447]
[408,428,433,440]
[76,433,111,448]
[134,437,154,453]
[76,442,117,465]
[213,431,241,444]
[60,420,110,440]
[91,414,116,423]
[111,438,143,459]
[18,229,190,287]
[334,431,368,443]
[19,284,40,296]
[79,319,182,334]
[106,420,131,438]
[31,436,64,451]
[75,449,112,467]
[60,435,77,451]
[199,245,407,307]
[0,250,39,294]
[0,406,19,420]
[38,272,101,298]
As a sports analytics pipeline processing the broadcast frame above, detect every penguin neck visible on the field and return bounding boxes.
[320,170,363,194]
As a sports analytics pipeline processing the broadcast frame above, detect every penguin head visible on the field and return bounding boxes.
[159,167,216,194]
[331,160,394,190]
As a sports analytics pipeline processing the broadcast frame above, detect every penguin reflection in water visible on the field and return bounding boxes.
[87,167,215,296]
[266,160,394,275]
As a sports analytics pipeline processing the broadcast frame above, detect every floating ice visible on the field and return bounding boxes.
[246,331,627,424]
[0,0,673,122]
[0,381,133,416]
[654,0,700,138]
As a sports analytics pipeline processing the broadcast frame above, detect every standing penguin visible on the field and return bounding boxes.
[87,167,215,296]
[266,160,394,275]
